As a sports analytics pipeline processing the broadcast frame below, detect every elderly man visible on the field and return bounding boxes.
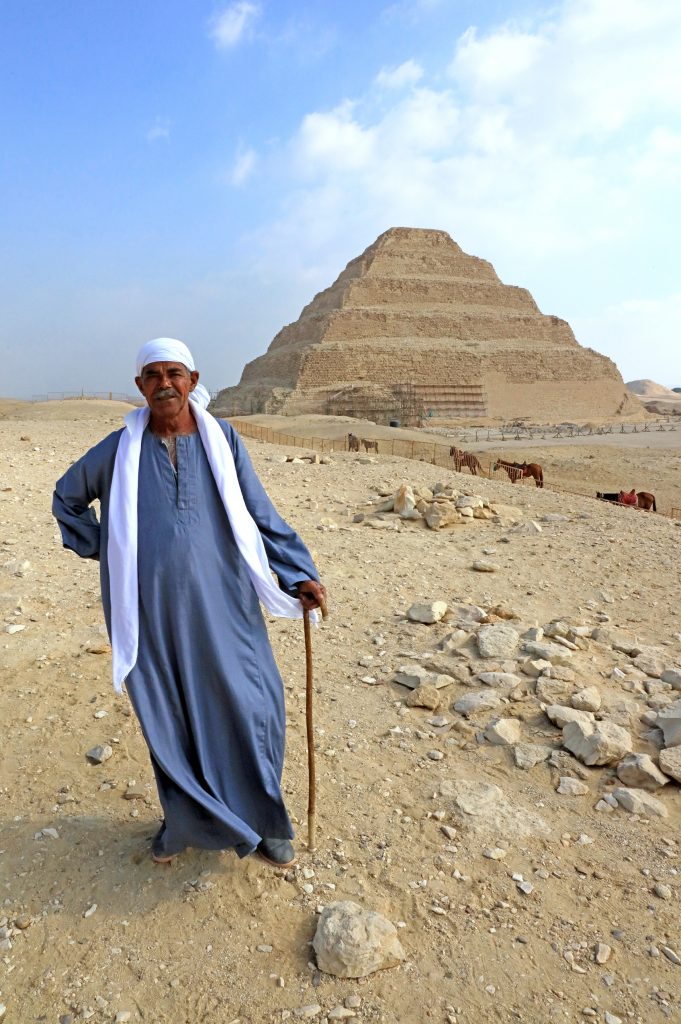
[53,338,325,867]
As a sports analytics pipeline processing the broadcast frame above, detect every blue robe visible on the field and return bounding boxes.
[53,420,319,858]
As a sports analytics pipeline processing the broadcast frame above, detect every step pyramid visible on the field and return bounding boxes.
[214,228,637,422]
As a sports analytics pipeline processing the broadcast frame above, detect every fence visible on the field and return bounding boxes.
[31,391,144,404]
[230,418,679,520]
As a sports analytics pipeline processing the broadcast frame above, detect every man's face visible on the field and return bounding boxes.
[135,361,199,415]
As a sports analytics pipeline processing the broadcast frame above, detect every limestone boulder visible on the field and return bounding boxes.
[656,701,681,747]
[393,483,416,518]
[523,641,574,666]
[571,687,602,712]
[659,747,681,782]
[477,624,520,659]
[313,902,406,978]
[513,743,553,770]
[484,718,522,746]
[616,753,668,790]
[405,685,441,711]
[562,720,633,766]
[453,690,503,717]
[545,705,594,729]
[407,601,447,624]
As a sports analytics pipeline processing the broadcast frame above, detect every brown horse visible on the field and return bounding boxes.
[618,488,637,506]
[449,446,482,475]
[347,433,360,452]
[636,491,656,511]
[361,438,378,453]
[494,459,544,488]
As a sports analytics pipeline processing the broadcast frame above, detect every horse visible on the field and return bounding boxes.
[596,492,620,503]
[618,488,637,506]
[449,446,482,475]
[636,491,656,511]
[361,439,378,453]
[347,433,360,452]
[494,459,544,488]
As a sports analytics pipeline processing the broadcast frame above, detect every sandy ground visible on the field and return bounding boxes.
[1,401,681,1024]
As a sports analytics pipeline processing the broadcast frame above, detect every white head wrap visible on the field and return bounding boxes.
[106,338,312,692]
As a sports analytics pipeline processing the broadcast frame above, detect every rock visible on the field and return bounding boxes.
[661,945,681,965]
[312,901,406,978]
[407,601,448,624]
[405,685,441,710]
[328,1008,356,1020]
[521,658,551,678]
[612,787,668,817]
[424,505,462,530]
[653,883,672,900]
[483,847,507,860]
[471,560,499,572]
[556,777,589,796]
[455,494,483,509]
[661,668,681,688]
[477,672,521,691]
[393,665,429,688]
[616,753,668,790]
[513,743,552,770]
[427,749,444,761]
[633,654,665,678]
[293,1005,322,1018]
[437,629,470,652]
[571,687,602,712]
[604,1014,622,1024]
[115,1014,132,1024]
[447,604,486,627]
[453,691,502,717]
[509,520,542,534]
[659,746,681,782]
[656,701,681,747]
[523,641,573,666]
[394,483,416,518]
[545,705,594,729]
[85,744,113,765]
[440,779,549,837]
[477,624,520,659]
[595,943,612,964]
[563,720,633,766]
[535,678,574,705]
[123,785,147,801]
[484,718,521,746]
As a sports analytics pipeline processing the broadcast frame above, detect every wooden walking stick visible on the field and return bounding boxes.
[304,597,328,853]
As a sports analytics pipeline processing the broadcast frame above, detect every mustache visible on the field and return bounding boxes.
[154,388,180,399]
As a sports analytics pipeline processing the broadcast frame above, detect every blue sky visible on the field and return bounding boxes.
[2,0,680,399]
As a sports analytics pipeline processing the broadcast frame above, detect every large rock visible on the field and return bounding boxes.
[313,902,406,978]
[453,691,502,717]
[545,705,594,729]
[477,672,522,691]
[656,701,681,747]
[405,685,441,710]
[424,505,463,530]
[513,743,553,770]
[477,624,520,659]
[659,747,681,782]
[523,641,574,666]
[571,687,602,712]
[616,753,668,790]
[562,720,633,766]
[612,787,668,818]
[661,668,681,689]
[393,483,416,518]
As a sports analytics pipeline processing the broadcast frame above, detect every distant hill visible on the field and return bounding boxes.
[626,379,678,398]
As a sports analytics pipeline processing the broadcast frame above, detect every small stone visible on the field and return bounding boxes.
[472,560,499,573]
[115,1014,132,1024]
[83,903,98,918]
[484,718,521,746]
[427,750,444,761]
[345,995,361,1009]
[293,1005,322,1018]
[5,623,26,634]
[86,744,113,765]
[595,942,612,964]
[661,668,681,688]
[123,786,147,800]
[405,685,441,711]
[477,672,521,690]
[661,945,681,965]
[656,700,681,747]
[312,901,406,978]
[513,743,552,770]
[407,601,448,624]
[517,881,534,895]
[453,691,502,717]
[571,687,602,712]
[604,1013,622,1024]
[483,847,507,860]
[14,915,31,930]
[653,883,672,900]
[556,777,589,796]
[328,1009,356,1021]
[612,787,668,817]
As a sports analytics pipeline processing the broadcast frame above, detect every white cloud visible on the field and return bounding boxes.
[375,59,424,89]
[231,144,257,186]
[210,2,260,49]
[296,102,376,173]
[146,117,171,142]
[450,26,545,93]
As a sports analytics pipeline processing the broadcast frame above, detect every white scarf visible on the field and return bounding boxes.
[107,402,312,692]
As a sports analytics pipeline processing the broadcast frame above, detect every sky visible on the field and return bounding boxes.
[1,0,680,400]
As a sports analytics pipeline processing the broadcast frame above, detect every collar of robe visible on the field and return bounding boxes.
[107,403,314,692]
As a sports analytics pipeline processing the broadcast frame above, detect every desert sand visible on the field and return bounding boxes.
[1,399,680,1024]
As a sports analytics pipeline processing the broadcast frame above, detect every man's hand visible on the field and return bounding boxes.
[296,580,327,612]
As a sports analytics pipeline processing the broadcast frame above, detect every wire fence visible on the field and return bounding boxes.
[31,391,144,404]
[230,418,680,520]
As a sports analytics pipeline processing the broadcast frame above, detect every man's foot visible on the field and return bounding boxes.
[257,837,296,868]
[151,851,176,865]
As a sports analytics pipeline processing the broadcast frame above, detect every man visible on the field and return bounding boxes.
[53,338,326,867]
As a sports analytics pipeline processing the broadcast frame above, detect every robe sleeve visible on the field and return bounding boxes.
[221,421,320,596]
[52,431,120,561]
